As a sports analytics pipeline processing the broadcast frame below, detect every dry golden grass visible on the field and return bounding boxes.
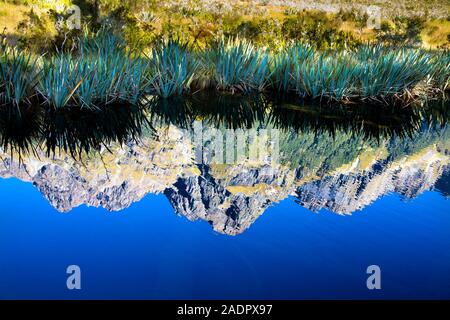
[0,1,448,49]
[339,21,377,42]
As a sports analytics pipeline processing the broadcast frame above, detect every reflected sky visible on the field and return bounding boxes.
[0,178,449,299]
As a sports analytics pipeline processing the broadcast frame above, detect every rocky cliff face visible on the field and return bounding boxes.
[0,124,449,235]
[164,163,294,235]
[0,125,194,212]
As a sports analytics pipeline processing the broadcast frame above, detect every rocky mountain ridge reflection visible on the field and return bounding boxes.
[0,95,449,235]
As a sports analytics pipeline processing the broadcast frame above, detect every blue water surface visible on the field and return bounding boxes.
[0,177,449,299]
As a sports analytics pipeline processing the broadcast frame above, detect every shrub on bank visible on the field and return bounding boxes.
[1,34,449,109]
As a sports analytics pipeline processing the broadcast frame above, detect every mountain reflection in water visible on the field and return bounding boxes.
[0,95,449,235]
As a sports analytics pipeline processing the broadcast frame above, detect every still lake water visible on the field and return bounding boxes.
[0,95,449,299]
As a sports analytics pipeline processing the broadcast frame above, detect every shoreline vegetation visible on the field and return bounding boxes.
[1,1,450,110]
[0,32,449,109]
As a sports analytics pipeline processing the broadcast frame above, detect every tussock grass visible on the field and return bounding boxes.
[146,41,198,98]
[429,51,450,91]
[211,38,271,93]
[270,43,448,102]
[37,32,150,109]
[0,45,39,107]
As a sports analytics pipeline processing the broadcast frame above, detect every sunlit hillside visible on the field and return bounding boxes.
[1,0,449,49]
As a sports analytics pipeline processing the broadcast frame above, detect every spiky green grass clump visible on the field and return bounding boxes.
[271,44,315,92]
[354,46,432,98]
[293,53,357,100]
[429,51,450,91]
[212,38,271,92]
[1,34,449,108]
[38,54,77,109]
[0,46,38,107]
[146,41,198,98]
[38,33,149,109]
[271,44,442,101]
